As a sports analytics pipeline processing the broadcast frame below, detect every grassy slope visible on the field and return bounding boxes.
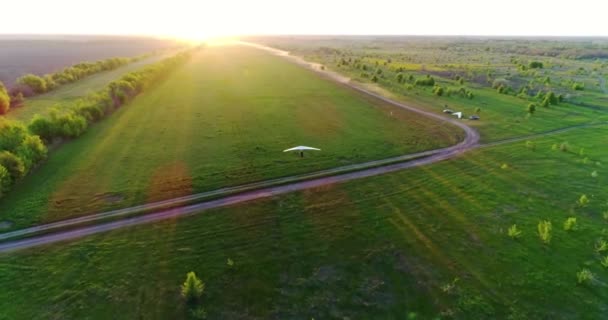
[4,53,171,122]
[0,45,461,229]
[335,67,608,144]
[1,126,606,319]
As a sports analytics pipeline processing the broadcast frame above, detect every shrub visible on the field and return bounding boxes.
[601,256,608,268]
[371,75,378,82]
[396,73,404,83]
[433,86,444,96]
[474,107,481,114]
[17,74,47,94]
[525,140,536,150]
[0,165,10,196]
[16,135,47,170]
[576,268,593,284]
[0,151,26,182]
[28,115,55,142]
[603,211,608,221]
[545,91,558,105]
[537,220,552,245]
[181,271,204,303]
[11,92,24,107]
[563,217,577,231]
[529,61,544,69]
[527,103,536,114]
[0,119,29,152]
[572,83,584,90]
[591,170,598,178]
[415,75,435,86]
[595,239,608,253]
[0,81,10,114]
[540,97,550,108]
[508,224,522,239]
[559,142,569,152]
[577,194,589,207]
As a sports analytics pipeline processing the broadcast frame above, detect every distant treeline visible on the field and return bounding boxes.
[0,49,196,198]
[0,54,150,115]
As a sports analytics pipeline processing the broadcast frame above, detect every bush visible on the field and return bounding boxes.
[508,224,522,239]
[0,82,10,114]
[181,271,205,303]
[540,97,550,108]
[415,75,435,86]
[527,103,536,114]
[28,115,55,142]
[576,269,594,284]
[16,135,47,169]
[529,61,544,69]
[0,165,10,196]
[17,74,47,94]
[0,119,29,151]
[537,220,552,245]
[563,217,577,231]
[545,91,558,105]
[525,140,536,150]
[433,86,445,96]
[371,75,378,82]
[577,194,589,207]
[0,151,26,182]
[572,83,584,90]
[601,256,608,268]
[595,239,608,253]
[559,142,569,152]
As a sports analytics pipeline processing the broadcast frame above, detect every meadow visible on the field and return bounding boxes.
[1,124,606,319]
[0,44,461,229]
[254,36,608,142]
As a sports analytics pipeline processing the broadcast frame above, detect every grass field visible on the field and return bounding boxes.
[1,125,606,319]
[0,45,462,229]
[255,36,608,143]
[3,52,173,122]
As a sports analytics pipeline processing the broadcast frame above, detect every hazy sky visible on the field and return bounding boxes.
[2,0,607,39]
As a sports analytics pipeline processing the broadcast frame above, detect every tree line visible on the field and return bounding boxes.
[0,54,151,115]
[0,49,196,199]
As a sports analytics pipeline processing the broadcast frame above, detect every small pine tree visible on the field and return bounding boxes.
[181,271,205,303]
[563,217,577,231]
[576,268,593,285]
[537,220,552,245]
[577,194,589,207]
[508,224,522,239]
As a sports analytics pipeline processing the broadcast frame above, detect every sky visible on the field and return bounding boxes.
[1,0,607,40]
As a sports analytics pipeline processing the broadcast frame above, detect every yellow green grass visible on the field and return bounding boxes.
[0,45,461,229]
[1,126,606,319]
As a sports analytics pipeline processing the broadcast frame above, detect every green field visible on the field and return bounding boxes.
[0,45,461,229]
[4,53,172,122]
[1,125,606,319]
[258,37,608,143]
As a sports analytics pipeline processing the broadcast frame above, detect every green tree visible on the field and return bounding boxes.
[527,103,537,114]
[0,164,10,197]
[17,74,47,94]
[0,151,26,182]
[16,135,47,170]
[545,91,558,105]
[181,271,205,303]
[0,81,10,114]
[537,220,552,245]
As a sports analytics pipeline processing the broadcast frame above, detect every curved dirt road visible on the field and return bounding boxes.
[0,44,480,252]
